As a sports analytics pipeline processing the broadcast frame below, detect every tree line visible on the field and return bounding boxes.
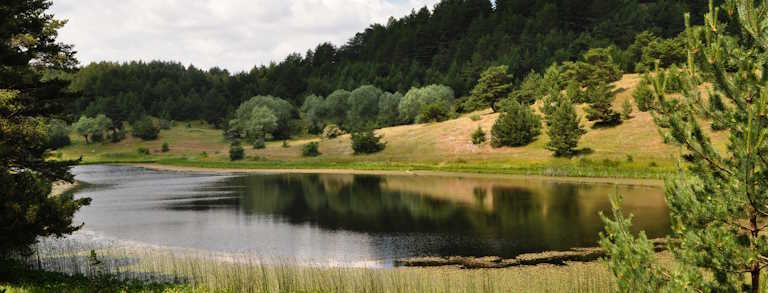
[64,0,711,127]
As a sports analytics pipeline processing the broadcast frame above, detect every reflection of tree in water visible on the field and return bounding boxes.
[225,174,668,257]
[234,174,478,233]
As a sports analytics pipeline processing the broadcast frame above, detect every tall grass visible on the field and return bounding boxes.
[25,238,617,292]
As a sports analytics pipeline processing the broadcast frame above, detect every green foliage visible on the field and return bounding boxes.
[230,95,295,140]
[161,142,170,152]
[300,94,326,134]
[322,124,345,139]
[350,129,385,154]
[0,2,89,256]
[346,85,384,130]
[621,100,633,120]
[377,92,403,127]
[399,84,454,123]
[471,126,486,145]
[230,98,282,146]
[632,79,654,112]
[585,83,621,127]
[229,141,245,161]
[323,90,351,127]
[72,115,112,144]
[301,141,320,157]
[131,116,160,141]
[156,118,172,130]
[561,48,623,91]
[418,101,452,123]
[469,65,514,112]
[46,119,71,149]
[136,147,150,155]
[491,100,541,147]
[602,2,768,291]
[469,114,481,121]
[511,70,544,105]
[634,33,687,72]
[545,98,586,157]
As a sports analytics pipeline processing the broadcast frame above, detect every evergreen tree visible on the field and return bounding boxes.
[585,82,621,127]
[491,100,541,147]
[469,65,514,112]
[545,98,586,157]
[601,1,768,291]
[1,0,90,257]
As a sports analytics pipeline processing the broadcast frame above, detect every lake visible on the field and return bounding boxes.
[68,164,669,266]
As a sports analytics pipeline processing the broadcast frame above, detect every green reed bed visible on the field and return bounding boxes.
[10,238,617,292]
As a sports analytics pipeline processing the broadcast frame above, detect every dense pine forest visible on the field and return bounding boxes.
[67,0,713,126]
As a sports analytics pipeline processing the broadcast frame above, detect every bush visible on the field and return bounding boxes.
[322,124,345,139]
[131,117,160,140]
[252,137,265,149]
[417,102,451,123]
[350,129,385,154]
[46,119,71,149]
[156,118,172,130]
[471,127,486,145]
[108,129,125,143]
[632,79,654,112]
[621,100,633,119]
[491,100,541,147]
[161,142,170,152]
[282,140,289,148]
[229,141,245,161]
[469,114,481,121]
[137,147,150,155]
[302,141,320,157]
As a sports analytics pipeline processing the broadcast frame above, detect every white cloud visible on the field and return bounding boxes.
[51,0,440,72]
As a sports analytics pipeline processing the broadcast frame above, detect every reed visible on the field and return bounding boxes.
[11,238,617,292]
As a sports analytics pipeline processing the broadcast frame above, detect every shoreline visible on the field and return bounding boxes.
[128,162,665,187]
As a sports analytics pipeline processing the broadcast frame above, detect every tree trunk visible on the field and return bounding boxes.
[83,135,89,144]
[752,268,760,293]
[490,101,497,113]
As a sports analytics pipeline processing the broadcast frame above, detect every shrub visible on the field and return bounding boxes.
[322,124,345,139]
[491,100,541,147]
[281,140,289,148]
[471,127,486,145]
[469,114,481,121]
[252,137,265,149]
[302,141,320,157]
[632,79,654,112]
[156,118,172,130]
[229,141,244,161]
[200,151,208,158]
[137,147,150,155]
[132,117,160,140]
[621,100,633,120]
[350,129,385,154]
[399,84,454,123]
[161,142,170,152]
[46,119,71,149]
[417,102,451,123]
[108,129,125,143]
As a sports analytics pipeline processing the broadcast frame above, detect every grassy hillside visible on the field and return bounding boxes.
[58,74,727,178]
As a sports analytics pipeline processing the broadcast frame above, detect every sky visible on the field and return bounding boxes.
[51,0,441,73]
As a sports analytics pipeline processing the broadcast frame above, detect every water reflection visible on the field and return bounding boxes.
[71,165,669,264]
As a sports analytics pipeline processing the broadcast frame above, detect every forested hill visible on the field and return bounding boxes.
[68,0,712,125]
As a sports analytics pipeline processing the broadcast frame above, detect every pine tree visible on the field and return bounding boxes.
[545,98,586,157]
[470,65,514,112]
[601,1,768,291]
[585,82,621,127]
[491,100,541,147]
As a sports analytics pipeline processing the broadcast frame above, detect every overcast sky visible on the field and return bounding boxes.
[51,0,440,73]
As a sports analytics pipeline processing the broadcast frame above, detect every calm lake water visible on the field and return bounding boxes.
[69,164,669,265]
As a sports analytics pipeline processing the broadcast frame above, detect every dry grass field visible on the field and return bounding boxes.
[58,74,728,178]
